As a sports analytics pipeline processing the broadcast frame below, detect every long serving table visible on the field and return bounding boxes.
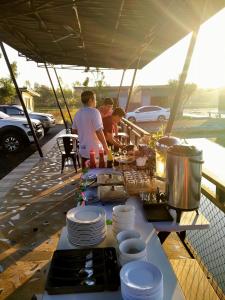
[41,197,185,300]
[41,169,209,300]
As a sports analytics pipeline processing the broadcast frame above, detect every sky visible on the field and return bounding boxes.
[0,7,225,89]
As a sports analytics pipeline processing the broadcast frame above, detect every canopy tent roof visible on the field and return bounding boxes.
[0,0,224,69]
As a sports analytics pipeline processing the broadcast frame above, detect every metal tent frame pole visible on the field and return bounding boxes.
[44,63,67,129]
[116,69,126,107]
[0,42,43,158]
[125,57,140,112]
[53,67,73,124]
[165,26,200,135]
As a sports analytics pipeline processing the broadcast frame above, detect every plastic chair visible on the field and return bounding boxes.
[57,136,80,173]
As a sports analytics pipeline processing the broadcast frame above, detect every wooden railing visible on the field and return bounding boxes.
[120,118,150,145]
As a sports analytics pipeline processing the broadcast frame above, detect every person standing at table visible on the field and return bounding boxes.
[72,90,109,169]
[98,97,114,118]
[103,107,126,150]
[99,97,120,136]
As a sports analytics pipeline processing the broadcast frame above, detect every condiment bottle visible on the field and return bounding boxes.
[99,148,105,168]
[89,149,96,169]
[107,149,113,168]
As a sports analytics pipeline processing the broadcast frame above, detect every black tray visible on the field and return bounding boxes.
[45,247,119,295]
[143,202,173,222]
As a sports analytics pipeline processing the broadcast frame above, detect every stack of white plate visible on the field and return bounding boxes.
[66,206,106,247]
[120,261,163,300]
[112,205,135,235]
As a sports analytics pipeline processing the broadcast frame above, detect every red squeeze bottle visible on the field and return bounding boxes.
[99,148,105,168]
[89,149,96,169]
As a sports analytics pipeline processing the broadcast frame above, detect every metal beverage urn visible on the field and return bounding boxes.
[155,136,180,180]
[166,144,203,222]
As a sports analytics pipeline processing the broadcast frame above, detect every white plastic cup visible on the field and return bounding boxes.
[119,238,146,259]
[116,230,141,244]
[113,205,135,217]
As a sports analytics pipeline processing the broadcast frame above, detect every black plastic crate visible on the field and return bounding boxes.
[46,247,119,295]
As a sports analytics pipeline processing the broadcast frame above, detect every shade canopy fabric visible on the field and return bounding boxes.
[0,0,224,69]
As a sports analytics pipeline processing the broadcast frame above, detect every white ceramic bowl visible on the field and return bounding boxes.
[112,216,135,225]
[117,230,141,244]
[119,238,146,259]
[112,223,134,233]
[112,213,135,223]
[113,205,135,217]
[119,254,146,266]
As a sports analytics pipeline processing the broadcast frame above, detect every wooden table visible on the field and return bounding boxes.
[41,197,185,300]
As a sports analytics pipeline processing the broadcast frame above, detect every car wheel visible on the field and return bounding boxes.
[128,117,136,123]
[2,132,24,153]
[157,115,166,121]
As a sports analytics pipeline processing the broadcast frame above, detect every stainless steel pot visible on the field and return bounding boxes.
[166,144,203,210]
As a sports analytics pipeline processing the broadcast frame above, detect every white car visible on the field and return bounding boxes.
[0,111,44,153]
[126,106,170,123]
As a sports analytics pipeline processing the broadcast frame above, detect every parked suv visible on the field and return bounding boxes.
[0,105,55,133]
[0,111,44,153]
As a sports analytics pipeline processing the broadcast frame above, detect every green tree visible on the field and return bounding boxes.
[168,76,197,114]
[0,60,18,104]
[0,78,16,104]
[82,77,89,87]
[33,83,55,108]
[24,80,31,88]
[82,68,108,105]
[72,69,109,106]
[33,83,80,109]
[11,61,19,79]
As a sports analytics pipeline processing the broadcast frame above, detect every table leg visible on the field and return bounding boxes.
[157,231,171,244]
[177,231,194,258]
[177,231,186,242]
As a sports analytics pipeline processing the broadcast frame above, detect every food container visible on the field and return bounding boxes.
[124,171,154,194]
[136,156,148,169]
[97,173,124,185]
[97,185,128,202]
[166,144,203,210]
[155,136,180,179]
[45,248,119,294]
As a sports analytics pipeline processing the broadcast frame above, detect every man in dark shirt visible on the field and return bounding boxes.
[103,107,125,149]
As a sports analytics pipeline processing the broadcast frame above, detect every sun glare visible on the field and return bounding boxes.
[136,7,225,89]
[189,8,225,88]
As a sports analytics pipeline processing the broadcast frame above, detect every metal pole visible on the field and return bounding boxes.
[165,26,200,135]
[125,57,141,113]
[44,63,67,129]
[116,69,126,107]
[53,67,73,124]
[0,42,43,157]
